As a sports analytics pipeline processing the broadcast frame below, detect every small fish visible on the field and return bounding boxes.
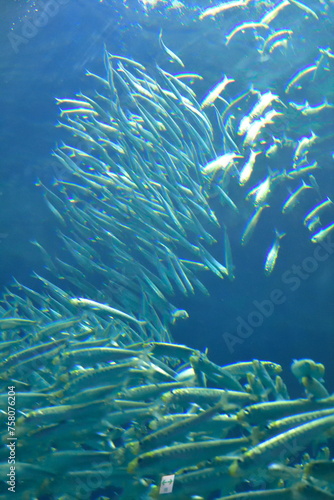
[35,317,81,341]
[0,462,54,480]
[129,399,223,454]
[254,176,272,206]
[222,361,282,378]
[275,375,290,401]
[252,359,280,400]
[306,215,321,232]
[224,225,235,281]
[293,131,318,164]
[56,98,94,108]
[266,408,334,437]
[243,110,282,147]
[226,22,269,45]
[198,243,229,279]
[171,309,189,324]
[249,91,280,120]
[61,384,119,404]
[260,29,293,58]
[69,297,147,325]
[16,400,112,429]
[264,230,286,276]
[301,376,329,399]
[108,54,146,70]
[201,76,235,109]
[246,372,267,400]
[243,117,266,146]
[0,318,37,330]
[301,99,334,116]
[59,108,98,118]
[282,180,312,214]
[305,460,334,482]
[149,459,238,499]
[61,360,142,396]
[222,87,257,122]
[287,0,319,19]
[286,65,318,93]
[56,346,147,368]
[131,341,199,361]
[287,161,319,179]
[202,152,241,175]
[241,205,270,246]
[128,437,249,476]
[159,30,185,68]
[311,222,334,243]
[0,334,30,352]
[291,359,325,380]
[303,197,333,226]
[199,0,249,20]
[0,392,50,408]
[162,387,256,407]
[238,396,334,426]
[0,338,67,373]
[230,414,334,476]
[239,150,261,186]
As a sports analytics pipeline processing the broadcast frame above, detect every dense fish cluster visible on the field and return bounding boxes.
[47,51,233,336]
[34,7,333,335]
[0,0,334,498]
[0,308,334,499]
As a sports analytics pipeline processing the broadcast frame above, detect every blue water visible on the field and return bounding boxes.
[1,0,334,396]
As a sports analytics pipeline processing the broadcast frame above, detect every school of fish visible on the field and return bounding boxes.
[31,1,333,336]
[0,301,334,499]
[1,0,334,497]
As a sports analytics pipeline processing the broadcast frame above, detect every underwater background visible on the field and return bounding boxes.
[0,0,334,498]
[1,0,333,391]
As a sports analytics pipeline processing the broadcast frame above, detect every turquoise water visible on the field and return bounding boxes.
[0,0,334,498]
[2,0,333,386]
